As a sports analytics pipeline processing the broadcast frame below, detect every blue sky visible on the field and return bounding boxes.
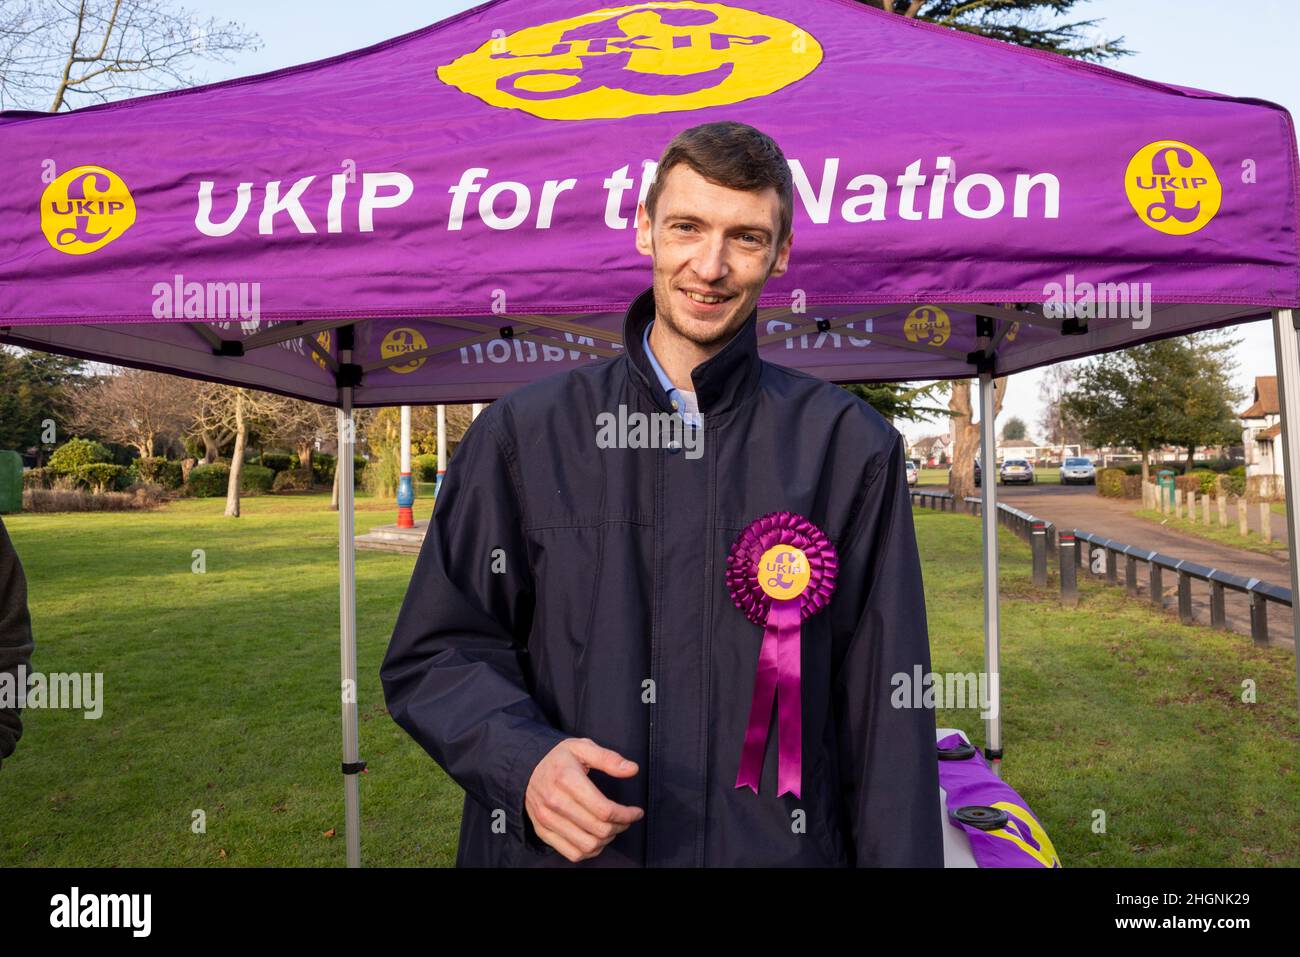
[195,0,1300,442]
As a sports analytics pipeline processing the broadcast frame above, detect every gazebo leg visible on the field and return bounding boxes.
[978,371,1003,777]
[1269,308,1300,733]
[337,330,362,868]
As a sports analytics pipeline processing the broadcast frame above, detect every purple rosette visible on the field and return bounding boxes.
[725,511,838,799]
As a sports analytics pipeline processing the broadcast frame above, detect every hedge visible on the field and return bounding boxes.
[272,468,314,492]
[75,463,128,493]
[186,463,230,497]
[129,456,184,489]
[240,464,275,494]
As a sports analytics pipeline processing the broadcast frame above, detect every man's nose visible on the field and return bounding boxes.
[690,235,730,283]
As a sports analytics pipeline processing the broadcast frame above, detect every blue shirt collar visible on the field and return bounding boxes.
[643,320,700,426]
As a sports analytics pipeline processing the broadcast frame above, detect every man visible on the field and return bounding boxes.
[0,515,34,771]
[381,121,943,867]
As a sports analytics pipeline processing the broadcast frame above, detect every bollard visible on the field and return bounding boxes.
[1249,591,1269,645]
[1209,580,1226,630]
[1031,521,1047,587]
[1105,546,1118,584]
[1175,489,1183,520]
[1059,532,1077,606]
[1260,501,1272,543]
[1177,571,1193,623]
[1149,561,1164,610]
[1188,490,1198,524]
[1125,553,1139,596]
[1201,492,1210,525]
[1216,489,1227,528]
[1238,496,1249,537]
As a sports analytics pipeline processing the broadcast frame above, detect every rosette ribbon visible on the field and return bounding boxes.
[725,511,838,799]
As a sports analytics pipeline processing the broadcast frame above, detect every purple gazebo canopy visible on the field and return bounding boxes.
[2,0,1297,405]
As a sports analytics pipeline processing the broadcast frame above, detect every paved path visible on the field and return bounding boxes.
[983,484,1295,648]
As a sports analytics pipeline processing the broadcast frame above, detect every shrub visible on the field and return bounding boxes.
[413,453,439,482]
[186,463,230,497]
[75,463,128,493]
[258,452,296,473]
[48,438,112,475]
[272,468,313,492]
[1097,468,1128,498]
[22,467,53,490]
[1222,472,1246,498]
[312,453,366,487]
[130,456,183,489]
[240,464,275,494]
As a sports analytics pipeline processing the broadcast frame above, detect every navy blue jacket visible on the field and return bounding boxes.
[380,285,943,866]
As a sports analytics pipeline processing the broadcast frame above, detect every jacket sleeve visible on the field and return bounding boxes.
[829,429,944,867]
[0,515,35,769]
[380,410,573,850]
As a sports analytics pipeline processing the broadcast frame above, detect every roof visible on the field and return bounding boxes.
[1240,376,1280,418]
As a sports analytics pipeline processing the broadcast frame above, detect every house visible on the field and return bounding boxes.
[1239,376,1281,477]
[998,438,1038,463]
[909,434,951,466]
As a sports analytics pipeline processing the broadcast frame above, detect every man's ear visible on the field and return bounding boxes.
[769,229,793,278]
[635,202,653,258]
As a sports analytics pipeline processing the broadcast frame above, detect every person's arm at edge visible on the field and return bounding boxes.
[831,428,944,867]
[379,409,572,851]
[0,515,35,770]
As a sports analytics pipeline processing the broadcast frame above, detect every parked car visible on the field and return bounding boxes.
[947,459,981,487]
[905,459,918,486]
[1060,456,1096,485]
[999,458,1034,484]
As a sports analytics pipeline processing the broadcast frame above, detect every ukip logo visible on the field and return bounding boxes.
[438,2,823,121]
[1124,140,1221,235]
[381,327,429,373]
[40,165,136,255]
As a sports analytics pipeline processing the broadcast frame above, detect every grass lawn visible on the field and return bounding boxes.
[1133,507,1290,558]
[1,493,1297,866]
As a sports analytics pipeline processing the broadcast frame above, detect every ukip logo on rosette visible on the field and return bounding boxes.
[438,2,823,121]
[726,511,837,799]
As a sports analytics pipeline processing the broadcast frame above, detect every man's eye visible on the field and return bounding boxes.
[673,223,696,233]
[741,234,763,245]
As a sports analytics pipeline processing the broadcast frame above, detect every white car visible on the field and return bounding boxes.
[999,458,1034,484]
[905,459,919,486]
[1060,456,1097,485]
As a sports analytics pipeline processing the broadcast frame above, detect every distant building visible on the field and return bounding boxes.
[1239,376,1281,477]
[909,433,951,466]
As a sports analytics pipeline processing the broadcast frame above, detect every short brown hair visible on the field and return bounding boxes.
[644,121,793,251]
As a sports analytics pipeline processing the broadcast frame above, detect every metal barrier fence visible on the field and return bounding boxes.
[908,488,1291,646]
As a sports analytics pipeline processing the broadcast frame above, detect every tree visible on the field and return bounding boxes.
[191,383,291,517]
[1060,334,1243,482]
[842,382,950,425]
[0,0,260,112]
[0,346,86,460]
[1038,363,1084,458]
[868,0,1129,60]
[1001,416,1027,441]
[1163,331,1245,470]
[265,398,336,472]
[68,366,191,457]
[948,377,1008,499]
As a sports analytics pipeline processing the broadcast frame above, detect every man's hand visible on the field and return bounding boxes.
[525,737,644,862]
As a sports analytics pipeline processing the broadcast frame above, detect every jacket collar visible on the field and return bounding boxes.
[622,284,762,419]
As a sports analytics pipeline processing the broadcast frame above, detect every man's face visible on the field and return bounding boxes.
[635,163,792,350]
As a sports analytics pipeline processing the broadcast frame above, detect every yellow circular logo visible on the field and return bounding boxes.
[903,306,950,347]
[758,544,810,601]
[1125,140,1220,235]
[40,165,136,255]
[438,2,823,121]
[381,327,429,373]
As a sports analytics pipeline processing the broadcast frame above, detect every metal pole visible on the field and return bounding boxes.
[1268,307,1300,730]
[978,372,1003,775]
[435,404,447,499]
[338,327,362,868]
